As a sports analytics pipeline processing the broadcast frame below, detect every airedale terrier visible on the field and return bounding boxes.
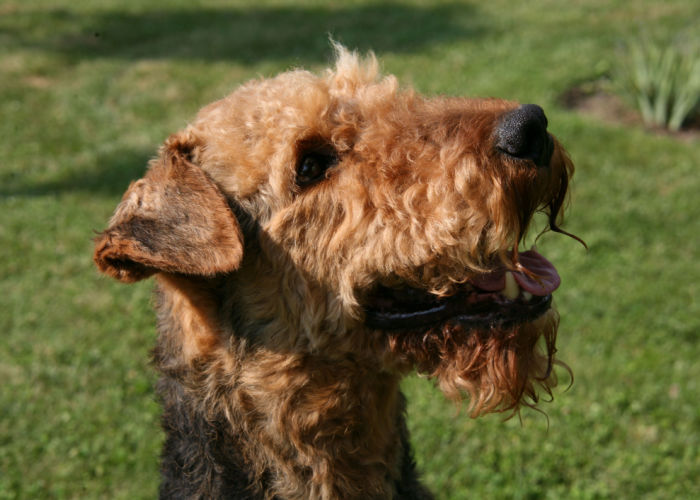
[94,46,578,499]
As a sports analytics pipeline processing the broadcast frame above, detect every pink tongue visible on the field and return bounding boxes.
[470,250,560,296]
[513,250,560,295]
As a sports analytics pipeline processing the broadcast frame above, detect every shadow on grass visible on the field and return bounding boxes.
[4,3,485,64]
[1,150,151,198]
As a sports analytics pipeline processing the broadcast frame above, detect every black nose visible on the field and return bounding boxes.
[495,104,552,167]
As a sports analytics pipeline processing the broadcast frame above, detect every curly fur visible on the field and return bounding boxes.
[94,45,575,499]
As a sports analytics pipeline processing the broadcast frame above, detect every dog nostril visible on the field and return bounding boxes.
[495,104,552,166]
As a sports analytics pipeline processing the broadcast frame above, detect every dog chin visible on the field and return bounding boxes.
[384,308,561,416]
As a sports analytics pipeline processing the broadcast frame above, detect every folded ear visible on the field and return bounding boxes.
[94,134,243,283]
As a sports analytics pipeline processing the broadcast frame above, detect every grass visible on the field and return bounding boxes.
[1,0,698,498]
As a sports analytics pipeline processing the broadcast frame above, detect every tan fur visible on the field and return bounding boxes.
[94,46,575,499]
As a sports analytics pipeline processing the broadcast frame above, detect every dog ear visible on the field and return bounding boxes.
[93,134,243,283]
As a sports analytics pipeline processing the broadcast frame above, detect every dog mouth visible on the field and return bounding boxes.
[364,250,560,330]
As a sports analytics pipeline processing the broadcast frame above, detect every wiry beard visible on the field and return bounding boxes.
[387,309,564,416]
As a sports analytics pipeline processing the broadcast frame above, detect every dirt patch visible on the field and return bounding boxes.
[560,82,699,141]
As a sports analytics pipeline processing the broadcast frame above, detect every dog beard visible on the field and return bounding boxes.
[387,309,562,416]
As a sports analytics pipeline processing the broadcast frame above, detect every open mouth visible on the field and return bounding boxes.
[364,250,560,330]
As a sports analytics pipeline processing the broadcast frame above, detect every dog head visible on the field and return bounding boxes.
[95,46,577,415]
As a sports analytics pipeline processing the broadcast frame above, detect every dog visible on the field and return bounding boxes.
[94,45,577,499]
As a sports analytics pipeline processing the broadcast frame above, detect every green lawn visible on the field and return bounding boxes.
[1,1,698,498]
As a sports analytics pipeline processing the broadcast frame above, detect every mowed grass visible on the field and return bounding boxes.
[1,0,698,498]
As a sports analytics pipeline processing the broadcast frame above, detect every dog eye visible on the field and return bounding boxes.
[296,152,337,187]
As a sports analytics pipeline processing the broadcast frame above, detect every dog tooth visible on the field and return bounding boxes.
[522,291,533,301]
[503,272,520,300]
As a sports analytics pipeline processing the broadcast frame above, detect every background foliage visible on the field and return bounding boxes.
[614,32,699,131]
[1,1,698,498]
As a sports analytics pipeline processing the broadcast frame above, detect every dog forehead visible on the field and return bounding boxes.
[188,74,324,199]
[195,64,399,138]
[195,71,330,142]
[189,65,402,197]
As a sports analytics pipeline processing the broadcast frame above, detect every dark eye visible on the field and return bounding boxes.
[296,152,337,187]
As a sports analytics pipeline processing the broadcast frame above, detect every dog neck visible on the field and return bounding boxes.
[152,274,415,499]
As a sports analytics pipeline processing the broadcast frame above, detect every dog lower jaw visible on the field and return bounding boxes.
[386,308,560,416]
[364,284,553,331]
